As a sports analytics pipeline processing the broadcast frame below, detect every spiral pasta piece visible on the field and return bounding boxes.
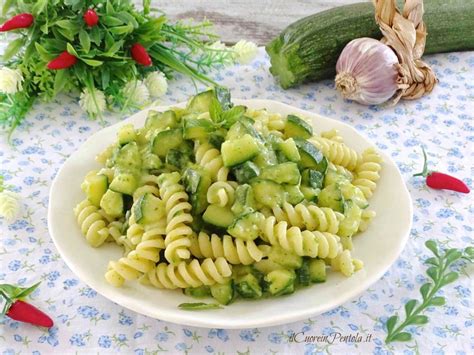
[352,148,383,199]
[206,181,237,207]
[358,209,376,233]
[190,232,266,265]
[310,136,360,171]
[321,129,344,143]
[74,199,110,247]
[126,214,144,247]
[143,257,232,289]
[330,249,363,277]
[195,142,229,182]
[105,219,166,287]
[272,202,344,234]
[158,172,193,263]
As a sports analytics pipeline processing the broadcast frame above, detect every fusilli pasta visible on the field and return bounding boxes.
[74,199,110,247]
[195,142,229,181]
[352,148,383,199]
[310,136,360,170]
[272,202,344,234]
[142,257,232,289]
[190,232,266,265]
[206,181,237,207]
[158,172,193,263]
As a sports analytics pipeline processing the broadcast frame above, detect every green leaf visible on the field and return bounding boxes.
[424,257,438,266]
[35,42,54,61]
[209,96,223,122]
[102,16,124,27]
[116,12,139,29]
[32,0,48,16]
[426,266,438,281]
[81,58,103,67]
[391,332,412,342]
[101,67,110,89]
[215,87,232,110]
[409,315,429,325]
[404,299,417,317]
[2,37,25,61]
[430,296,445,306]
[445,249,462,264]
[106,0,115,15]
[420,283,431,300]
[104,40,124,57]
[386,315,398,333]
[104,32,115,51]
[441,272,458,286]
[57,27,75,42]
[221,105,245,129]
[54,70,69,96]
[425,240,439,257]
[2,0,14,17]
[67,43,79,57]
[109,24,134,35]
[178,302,223,310]
[14,282,40,299]
[143,0,151,15]
[464,246,474,258]
[89,26,101,46]
[79,30,91,53]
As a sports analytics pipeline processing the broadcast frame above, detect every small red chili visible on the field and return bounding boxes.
[413,147,470,193]
[47,51,78,70]
[1,282,53,328]
[83,9,99,27]
[131,43,152,66]
[0,13,34,32]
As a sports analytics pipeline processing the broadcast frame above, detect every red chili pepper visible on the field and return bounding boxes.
[131,43,152,66]
[83,9,99,27]
[1,282,53,328]
[47,51,77,70]
[0,13,34,32]
[413,147,470,193]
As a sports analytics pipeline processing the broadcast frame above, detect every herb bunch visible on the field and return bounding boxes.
[0,0,236,133]
[385,240,474,343]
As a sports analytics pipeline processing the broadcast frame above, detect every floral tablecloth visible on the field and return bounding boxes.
[1,48,473,355]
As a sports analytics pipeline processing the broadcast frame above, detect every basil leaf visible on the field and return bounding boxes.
[178,302,222,310]
[409,315,428,325]
[441,272,458,286]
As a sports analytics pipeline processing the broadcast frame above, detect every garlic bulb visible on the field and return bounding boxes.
[335,38,400,105]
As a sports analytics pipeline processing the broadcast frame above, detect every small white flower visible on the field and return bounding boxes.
[145,72,168,98]
[209,41,226,50]
[0,67,23,94]
[123,80,150,107]
[79,87,106,116]
[233,40,258,65]
[0,190,21,221]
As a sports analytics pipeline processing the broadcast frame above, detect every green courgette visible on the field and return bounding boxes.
[266,0,474,88]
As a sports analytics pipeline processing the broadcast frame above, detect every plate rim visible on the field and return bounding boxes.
[48,99,413,329]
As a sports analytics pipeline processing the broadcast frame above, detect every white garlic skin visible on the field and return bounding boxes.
[335,38,399,105]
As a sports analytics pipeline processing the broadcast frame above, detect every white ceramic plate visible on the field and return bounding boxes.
[48,100,412,329]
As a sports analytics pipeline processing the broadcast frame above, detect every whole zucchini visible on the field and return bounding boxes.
[266,0,474,89]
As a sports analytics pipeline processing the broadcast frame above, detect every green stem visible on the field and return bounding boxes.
[386,255,448,342]
[413,146,429,177]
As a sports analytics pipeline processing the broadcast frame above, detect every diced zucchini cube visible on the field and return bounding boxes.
[221,134,259,167]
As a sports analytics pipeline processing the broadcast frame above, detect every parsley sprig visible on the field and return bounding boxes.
[385,240,474,343]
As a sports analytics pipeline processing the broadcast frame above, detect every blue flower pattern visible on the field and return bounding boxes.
[0,48,472,353]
